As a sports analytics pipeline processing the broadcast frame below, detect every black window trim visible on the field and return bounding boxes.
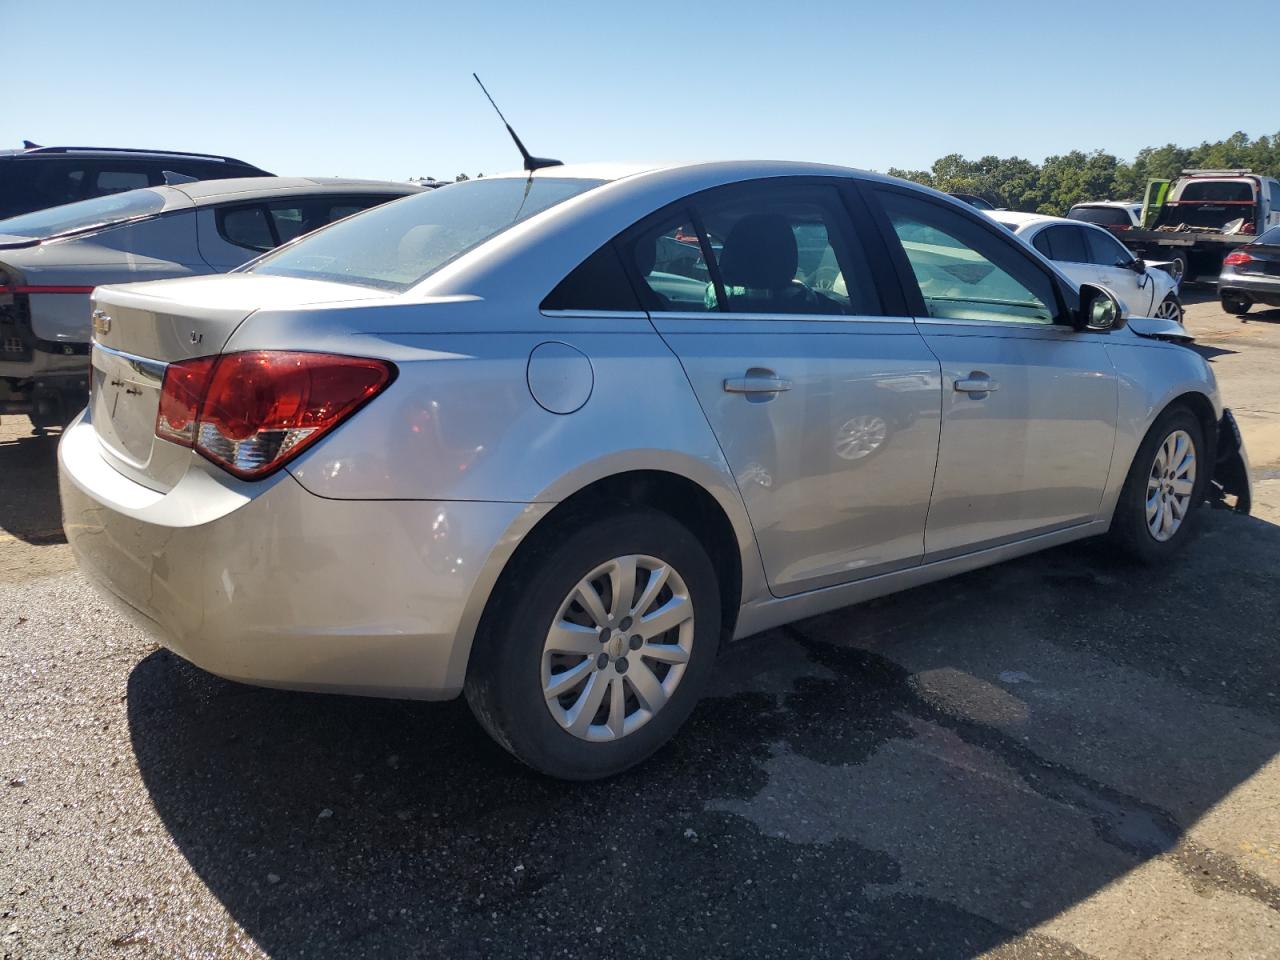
[860,182,1074,327]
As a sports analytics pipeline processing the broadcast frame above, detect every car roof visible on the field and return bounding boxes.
[987,210,1063,230]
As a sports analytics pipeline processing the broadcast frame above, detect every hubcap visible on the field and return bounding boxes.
[1155,298,1182,323]
[1146,429,1196,542]
[541,555,694,742]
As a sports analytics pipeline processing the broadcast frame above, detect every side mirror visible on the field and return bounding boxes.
[1128,257,1146,274]
[1075,283,1127,332]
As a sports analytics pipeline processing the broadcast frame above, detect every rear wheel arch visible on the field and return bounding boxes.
[469,470,745,682]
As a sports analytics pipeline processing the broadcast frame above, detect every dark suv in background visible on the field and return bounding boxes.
[0,143,272,219]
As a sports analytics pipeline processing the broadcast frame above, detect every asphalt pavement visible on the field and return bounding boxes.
[2,290,1278,959]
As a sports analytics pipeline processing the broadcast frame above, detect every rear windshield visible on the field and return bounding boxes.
[0,188,167,240]
[1068,206,1131,226]
[250,176,604,291]
[1255,226,1280,245]
[1177,180,1255,203]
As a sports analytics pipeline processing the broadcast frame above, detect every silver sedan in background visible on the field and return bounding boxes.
[0,177,421,427]
[59,161,1250,779]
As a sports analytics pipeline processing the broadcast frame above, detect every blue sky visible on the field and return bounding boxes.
[9,0,1269,182]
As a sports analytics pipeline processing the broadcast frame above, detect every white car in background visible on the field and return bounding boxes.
[1067,201,1142,230]
[990,211,1183,323]
[0,177,421,428]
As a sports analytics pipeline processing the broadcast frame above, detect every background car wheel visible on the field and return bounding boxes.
[1220,294,1251,316]
[465,508,721,780]
[1153,294,1183,324]
[1109,405,1208,564]
[1168,251,1191,285]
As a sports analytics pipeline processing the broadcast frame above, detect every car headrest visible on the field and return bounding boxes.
[718,213,797,290]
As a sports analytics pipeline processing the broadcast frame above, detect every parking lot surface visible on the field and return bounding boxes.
[2,291,1279,959]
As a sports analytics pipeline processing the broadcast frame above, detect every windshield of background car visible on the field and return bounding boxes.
[249,177,605,291]
[1255,226,1280,246]
[0,188,167,240]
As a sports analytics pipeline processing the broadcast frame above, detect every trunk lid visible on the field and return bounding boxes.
[89,273,391,491]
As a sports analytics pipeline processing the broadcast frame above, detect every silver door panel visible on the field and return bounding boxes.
[653,312,942,596]
[918,322,1117,557]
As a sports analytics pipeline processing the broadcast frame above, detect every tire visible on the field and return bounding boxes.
[465,508,721,780]
[1220,293,1252,316]
[1167,251,1191,285]
[1153,293,1183,324]
[1109,405,1209,564]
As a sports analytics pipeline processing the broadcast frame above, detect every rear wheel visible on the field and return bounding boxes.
[1167,250,1191,285]
[1153,293,1183,324]
[1109,406,1207,564]
[1221,293,1252,315]
[465,508,721,780]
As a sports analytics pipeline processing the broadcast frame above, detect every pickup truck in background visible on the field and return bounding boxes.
[1116,169,1280,284]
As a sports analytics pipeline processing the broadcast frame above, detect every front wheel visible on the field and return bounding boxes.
[1153,293,1183,324]
[465,508,721,780]
[1109,406,1207,564]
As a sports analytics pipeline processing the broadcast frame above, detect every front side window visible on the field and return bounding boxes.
[1085,228,1134,268]
[251,177,603,291]
[876,189,1057,325]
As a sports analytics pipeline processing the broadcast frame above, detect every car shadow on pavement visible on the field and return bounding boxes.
[127,509,1280,959]
[0,427,64,545]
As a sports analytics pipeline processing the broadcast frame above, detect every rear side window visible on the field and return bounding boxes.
[219,206,275,252]
[875,189,1057,325]
[541,245,640,311]
[95,169,151,194]
[619,181,881,316]
[1034,225,1089,263]
[0,161,90,219]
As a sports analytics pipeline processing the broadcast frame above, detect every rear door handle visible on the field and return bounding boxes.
[724,375,793,394]
[954,373,999,394]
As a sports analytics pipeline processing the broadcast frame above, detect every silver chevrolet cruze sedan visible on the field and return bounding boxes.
[59,161,1250,779]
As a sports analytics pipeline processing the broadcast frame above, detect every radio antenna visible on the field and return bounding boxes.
[472,73,563,173]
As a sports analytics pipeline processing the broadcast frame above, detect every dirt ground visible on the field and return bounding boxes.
[1,288,1278,959]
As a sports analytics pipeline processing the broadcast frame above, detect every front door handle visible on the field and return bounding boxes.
[954,373,999,395]
[724,374,793,394]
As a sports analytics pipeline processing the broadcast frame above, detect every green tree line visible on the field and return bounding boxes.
[886,131,1280,216]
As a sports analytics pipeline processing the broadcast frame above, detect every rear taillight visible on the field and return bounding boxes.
[155,351,395,479]
[1223,251,1254,267]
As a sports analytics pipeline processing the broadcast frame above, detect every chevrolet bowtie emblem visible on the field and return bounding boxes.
[91,309,111,338]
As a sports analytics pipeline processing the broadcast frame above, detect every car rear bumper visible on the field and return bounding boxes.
[1220,272,1280,306]
[58,411,537,699]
